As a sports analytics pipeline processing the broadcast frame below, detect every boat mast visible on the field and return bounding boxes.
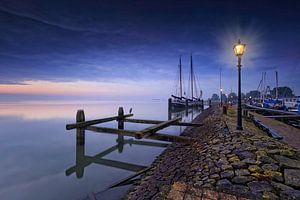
[275,70,279,100]
[190,54,193,99]
[179,56,183,98]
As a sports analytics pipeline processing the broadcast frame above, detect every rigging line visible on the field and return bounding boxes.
[182,66,186,97]
[194,71,201,98]
[172,60,181,96]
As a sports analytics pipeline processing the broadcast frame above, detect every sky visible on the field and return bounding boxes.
[0,0,299,101]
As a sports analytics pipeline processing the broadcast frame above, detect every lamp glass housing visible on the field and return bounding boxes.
[233,40,246,57]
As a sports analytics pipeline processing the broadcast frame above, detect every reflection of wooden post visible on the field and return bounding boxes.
[76,109,85,178]
[168,98,172,111]
[76,144,85,178]
[117,107,124,153]
[76,110,85,146]
[185,99,188,108]
[168,105,171,120]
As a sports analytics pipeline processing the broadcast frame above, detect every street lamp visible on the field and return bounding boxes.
[233,39,246,130]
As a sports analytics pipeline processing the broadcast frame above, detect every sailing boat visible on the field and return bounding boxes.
[253,71,285,110]
[169,55,203,109]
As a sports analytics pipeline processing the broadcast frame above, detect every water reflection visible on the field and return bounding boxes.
[66,129,169,180]
[0,101,205,200]
[168,106,203,122]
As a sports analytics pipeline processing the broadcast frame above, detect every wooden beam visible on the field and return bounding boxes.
[139,117,181,137]
[124,118,203,127]
[86,126,143,139]
[86,125,193,143]
[66,114,133,130]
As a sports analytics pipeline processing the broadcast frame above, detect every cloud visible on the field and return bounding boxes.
[0,79,173,97]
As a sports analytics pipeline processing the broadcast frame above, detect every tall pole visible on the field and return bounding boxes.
[220,68,222,106]
[275,71,279,100]
[263,72,266,102]
[190,54,193,99]
[179,57,183,98]
[237,56,243,130]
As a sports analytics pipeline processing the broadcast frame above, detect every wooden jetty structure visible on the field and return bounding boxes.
[66,107,202,143]
[65,106,203,190]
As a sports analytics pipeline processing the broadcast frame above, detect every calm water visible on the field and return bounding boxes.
[0,100,204,200]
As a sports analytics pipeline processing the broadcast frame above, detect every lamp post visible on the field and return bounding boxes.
[220,88,223,106]
[233,39,246,130]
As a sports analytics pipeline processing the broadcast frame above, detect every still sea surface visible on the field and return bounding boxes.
[0,100,204,200]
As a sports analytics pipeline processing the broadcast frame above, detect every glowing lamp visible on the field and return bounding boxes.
[233,39,246,57]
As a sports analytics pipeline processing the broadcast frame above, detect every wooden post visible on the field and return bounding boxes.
[201,99,204,110]
[76,109,85,178]
[168,98,172,111]
[118,107,124,129]
[76,110,85,146]
[117,107,124,153]
[168,99,172,120]
[209,99,212,107]
[185,99,188,108]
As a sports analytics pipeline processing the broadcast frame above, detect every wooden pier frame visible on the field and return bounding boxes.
[66,107,200,143]
[65,106,202,191]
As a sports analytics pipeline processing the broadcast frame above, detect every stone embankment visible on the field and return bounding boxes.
[125,106,300,200]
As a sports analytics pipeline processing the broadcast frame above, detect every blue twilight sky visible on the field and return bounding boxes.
[0,0,299,100]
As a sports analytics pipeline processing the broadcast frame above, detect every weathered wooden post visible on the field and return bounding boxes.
[76,109,85,178]
[76,110,85,146]
[117,107,124,153]
[185,99,188,108]
[201,99,204,110]
[209,99,212,107]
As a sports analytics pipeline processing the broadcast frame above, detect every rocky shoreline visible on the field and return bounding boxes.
[125,106,300,200]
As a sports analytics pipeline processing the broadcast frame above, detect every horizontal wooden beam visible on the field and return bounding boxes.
[66,114,133,130]
[139,117,181,137]
[86,125,143,139]
[124,118,203,127]
[86,125,193,143]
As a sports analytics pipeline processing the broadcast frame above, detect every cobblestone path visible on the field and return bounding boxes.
[126,106,300,200]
